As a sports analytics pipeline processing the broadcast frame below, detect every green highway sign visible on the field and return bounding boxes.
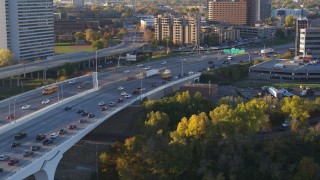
[223,48,246,54]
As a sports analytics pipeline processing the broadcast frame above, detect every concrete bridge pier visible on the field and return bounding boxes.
[33,151,63,180]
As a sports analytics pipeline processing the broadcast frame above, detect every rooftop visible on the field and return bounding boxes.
[250,59,320,72]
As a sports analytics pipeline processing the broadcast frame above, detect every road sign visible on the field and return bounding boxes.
[223,48,245,54]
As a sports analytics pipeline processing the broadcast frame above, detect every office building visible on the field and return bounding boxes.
[154,14,201,46]
[255,0,272,21]
[299,27,320,59]
[295,19,310,56]
[208,0,255,26]
[0,0,54,61]
[140,18,155,31]
[235,25,276,39]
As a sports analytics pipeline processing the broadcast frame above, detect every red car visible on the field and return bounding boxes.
[7,114,15,119]
[101,106,108,111]
[117,98,124,103]
[8,159,19,166]
[68,124,76,130]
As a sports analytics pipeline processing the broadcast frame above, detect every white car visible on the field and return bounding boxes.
[202,56,207,59]
[120,92,127,96]
[124,70,130,73]
[118,86,124,91]
[137,64,144,67]
[21,105,30,110]
[68,80,75,84]
[124,94,132,98]
[144,66,151,70]
[188,71,194,75]
[50,133,59,139]
[42,99,50,104]
[0,155,9,161]
[98,101,105,106]
[161,61,167,65]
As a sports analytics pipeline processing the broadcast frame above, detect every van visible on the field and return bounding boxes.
[227,56,234,60]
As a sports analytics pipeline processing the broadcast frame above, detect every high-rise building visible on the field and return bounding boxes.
[295,19,310,56]
[208,0,256,26]
[0,0,55,61]
[154,14,201,46]
[255,0,272,21]
[299,27,320,59]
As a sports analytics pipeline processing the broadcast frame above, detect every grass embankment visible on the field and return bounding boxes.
[55,43,93,54]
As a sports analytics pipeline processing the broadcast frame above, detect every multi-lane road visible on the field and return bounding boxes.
[0,42,294,178]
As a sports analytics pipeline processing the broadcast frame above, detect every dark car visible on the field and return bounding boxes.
[117,98,124,103]
[79,119,86,123]
[58,129,65,135]
[133,90,140,95]
[64,106,72,111]
[43,139,53,146]
[101,106,108,111]
[160,80,166,84]
[88,113,95,118]
[36,134,46,141]
[8,159,19,166]
[23,151,34,157]
[81,111,89,116]
[11,142,20,147]
[7,114,15,119]
[68,124,77,130]
[76,108,84,113]
[14,132,27,140]
[31,145,40,151]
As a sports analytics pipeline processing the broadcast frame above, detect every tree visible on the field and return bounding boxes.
[85,29,97,42]
[91,40,104,50]
[74,32,84,40]
[282,15,296,29]
[118,28,126,37]
[294,157,320,180]
[0,49,14,67]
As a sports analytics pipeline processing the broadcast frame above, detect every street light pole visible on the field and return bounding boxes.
[95,50,98,73]
[13,98,17,123]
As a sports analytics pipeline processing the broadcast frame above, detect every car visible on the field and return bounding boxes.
[83,81,90,85]
[11,142,20,147]
[43,139,53,146]
[282,120,290,128]
[76,108,84,113]
[23,151,34,157]
[88,113,95,118]
[133,90,140,95]
[120,92,127,96]
[14,132,27,140]
[137,64,144,67]
[78,85,84,89]
[42,99,50,104]
[161,80,166,84]
[7,114,15,119]
[101,106,108,111]
[118,86,124,91]
[64,106,72,111]
[227,56,234,60]
[81,111,89,116]
[124,70,130,73]
[161,61,167,65]
[0,155,9,161]
[98,101,105,106]
[150,82,157,87]
[124,94,132,98]
[50,133,59,140]
[58,129,65,135]
[188,71,194,75]
[79,119,86,123]
[21,104,30,110]
[144,66,151,70]
[117,98,124,103]
[127,76,135,81]
[7,159,19,166]
[108,102,116,107]
[36,134,46,141]
[202,56,207,59]
[68,124,77,130]
[31,145,40,151]
[68,80,75,84]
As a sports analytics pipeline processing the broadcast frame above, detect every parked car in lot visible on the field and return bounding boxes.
[23,151,34,157]
[68,124,77,130]
[14,132,27,140]
[81,111,89,116]
[8,159,19,166]
[79,119,86,123]
[43,139,53,146]
[117,98,124,103]
[11,142,20,147]
[108,102,116,107]
[36,134,46,141]
[31,145,40,151]
[88,113,95,118]
[76,108,84,113]
[0,155,9,161]
[98,101,105,106]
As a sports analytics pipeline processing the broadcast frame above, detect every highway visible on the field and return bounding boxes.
[0,41,294,178]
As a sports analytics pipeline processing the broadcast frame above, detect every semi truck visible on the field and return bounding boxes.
[143,69,159,78]
[260,48,275,56]
[161,69,172,79]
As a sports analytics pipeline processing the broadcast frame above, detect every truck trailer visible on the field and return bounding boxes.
[268,87,280,98]
[260,48,275,56]
[143,69,159,78]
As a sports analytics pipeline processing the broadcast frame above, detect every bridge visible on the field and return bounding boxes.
[0,54,207,180]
